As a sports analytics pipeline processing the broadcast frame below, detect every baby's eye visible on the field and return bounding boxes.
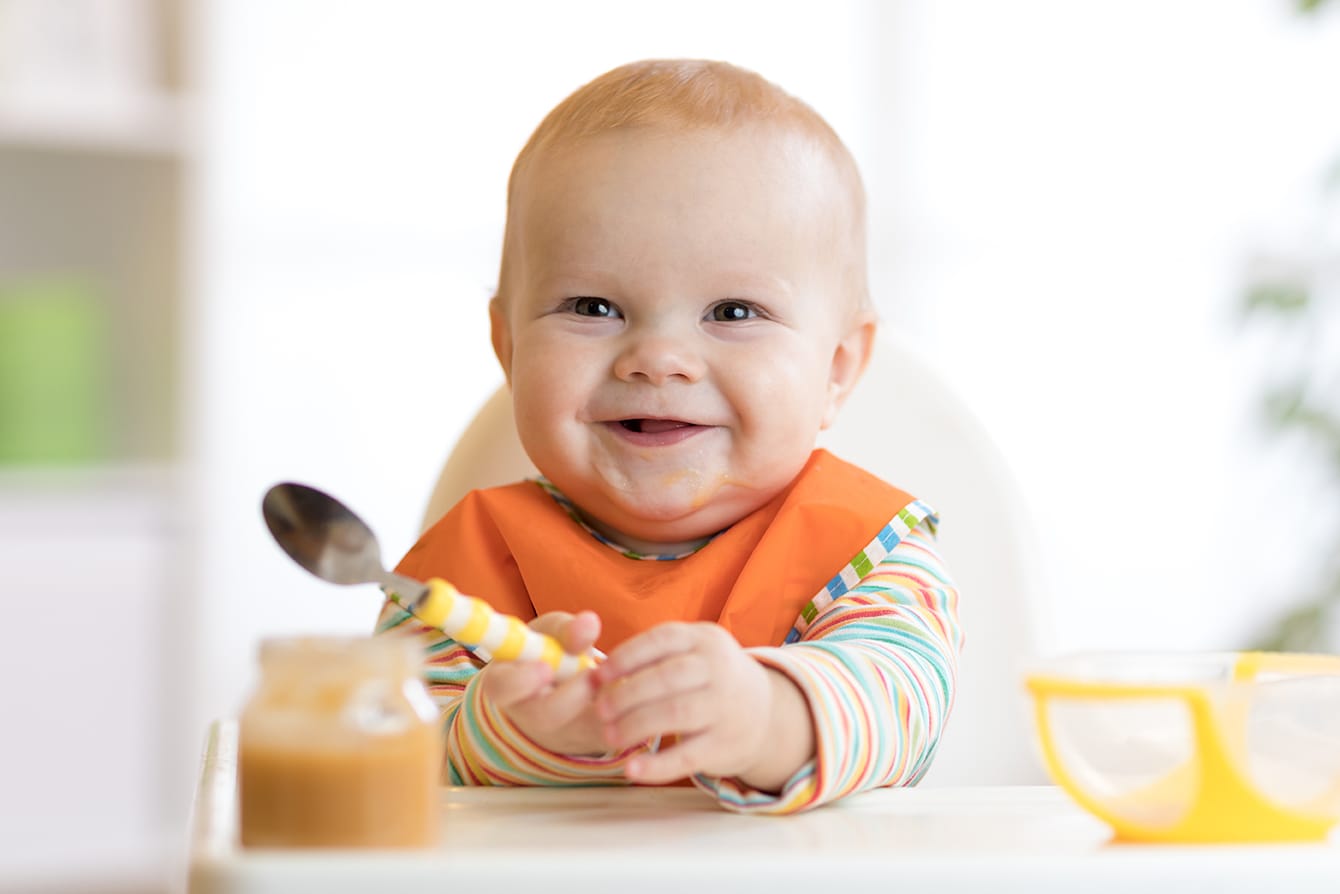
[709,300,760,322]
[567,296,619,318]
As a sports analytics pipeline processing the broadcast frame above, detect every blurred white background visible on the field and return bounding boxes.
[1,0,1338,891]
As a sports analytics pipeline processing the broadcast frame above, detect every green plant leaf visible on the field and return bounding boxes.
[1251,600,1330,652]
[1323,154,1340,193]
[1242,282,1311,316]
[1239,0,1336,654]
[1263,383,1308,427]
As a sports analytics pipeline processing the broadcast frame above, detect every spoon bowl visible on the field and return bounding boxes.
[261,483,426,600]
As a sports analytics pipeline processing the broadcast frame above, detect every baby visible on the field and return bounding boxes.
[378,59,962,814]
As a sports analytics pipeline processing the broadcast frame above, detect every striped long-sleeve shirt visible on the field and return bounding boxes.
[375,496,961,815]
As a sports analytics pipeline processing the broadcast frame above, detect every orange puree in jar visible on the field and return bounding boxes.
[238,636,442,848]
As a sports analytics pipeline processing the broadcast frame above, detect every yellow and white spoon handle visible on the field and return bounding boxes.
[403,577,598,681]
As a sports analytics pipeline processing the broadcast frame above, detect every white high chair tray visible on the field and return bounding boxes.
[188,721,1340,894]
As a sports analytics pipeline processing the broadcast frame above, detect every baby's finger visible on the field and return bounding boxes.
[596,622,705,683]
[527,611,574,640]
[624,734,713,785]
[595,652,709,722]
[602,690,711,751]
[559,610,602,655]
[509,668,599,731]
[479,660,554,710]
[529,610,602,655]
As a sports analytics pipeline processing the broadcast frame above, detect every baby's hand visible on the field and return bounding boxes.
[593,622,805,788]
[478,610,607,756]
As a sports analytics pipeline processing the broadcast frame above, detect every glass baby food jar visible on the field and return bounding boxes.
[238,635,442,848]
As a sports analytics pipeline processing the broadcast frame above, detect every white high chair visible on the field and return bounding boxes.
[420,332,1050,785]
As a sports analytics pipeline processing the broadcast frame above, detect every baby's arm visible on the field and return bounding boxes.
[702,520,962,813]
[374,601,650,785]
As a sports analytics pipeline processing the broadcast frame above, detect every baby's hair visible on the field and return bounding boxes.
[498,59,870,312]
[515,59,852,168]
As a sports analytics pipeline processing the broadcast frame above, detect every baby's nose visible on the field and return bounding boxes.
[613,332,706,385]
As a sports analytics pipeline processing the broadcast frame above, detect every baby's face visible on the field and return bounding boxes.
[493,125,870,554]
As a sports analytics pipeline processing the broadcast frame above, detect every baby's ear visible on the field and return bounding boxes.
[489,296,513,384]
[820,315,876,430]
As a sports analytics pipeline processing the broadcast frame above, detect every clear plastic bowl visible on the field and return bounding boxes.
[1025,651,1340,843]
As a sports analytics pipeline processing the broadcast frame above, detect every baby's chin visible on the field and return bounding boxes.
[585,487,780,555]
[587,511,726,556]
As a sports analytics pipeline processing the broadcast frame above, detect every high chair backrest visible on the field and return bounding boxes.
[420,331,1049,785]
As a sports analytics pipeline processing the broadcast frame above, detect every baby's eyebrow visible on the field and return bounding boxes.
[711,272,795,299]
[531,259,621,280]
[530,266,623,294]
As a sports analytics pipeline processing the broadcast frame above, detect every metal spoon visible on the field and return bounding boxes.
[261,482,429,605]
[261,482,599,679]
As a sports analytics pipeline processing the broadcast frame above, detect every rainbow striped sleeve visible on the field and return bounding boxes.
[374,598,646,784]
[694,516,962,814]
[375,510,960,802]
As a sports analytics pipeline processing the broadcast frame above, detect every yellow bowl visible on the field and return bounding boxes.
[1025,651,1340,843]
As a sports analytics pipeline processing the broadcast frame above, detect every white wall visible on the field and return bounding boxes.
[869,0,1340,652]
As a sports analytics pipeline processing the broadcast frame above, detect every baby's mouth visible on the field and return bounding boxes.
[606,417,708,447]
[619,418,692,434]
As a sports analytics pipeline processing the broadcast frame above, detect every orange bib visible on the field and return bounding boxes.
[396,449,915,651]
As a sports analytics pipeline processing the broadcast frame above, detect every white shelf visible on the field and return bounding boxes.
[0,461,180,894]
[0,463,181,531]
[0,93,189,157]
